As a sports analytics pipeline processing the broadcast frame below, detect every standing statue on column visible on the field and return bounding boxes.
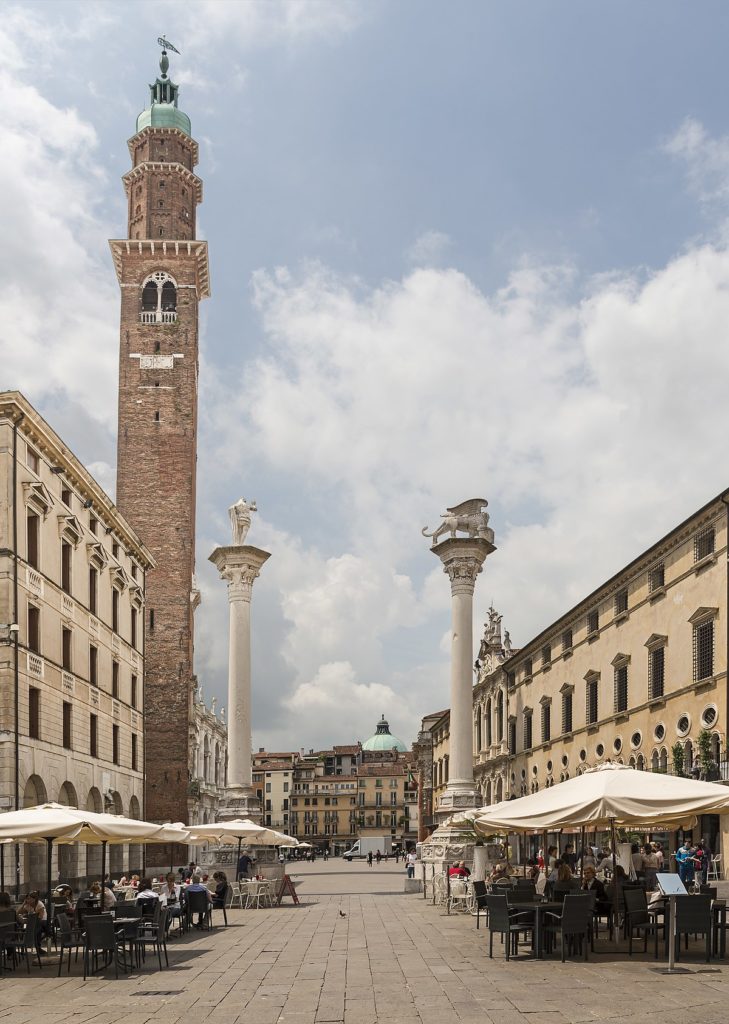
[229,498,257,546]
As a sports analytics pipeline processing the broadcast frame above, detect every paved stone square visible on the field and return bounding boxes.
[2,861,729,1024]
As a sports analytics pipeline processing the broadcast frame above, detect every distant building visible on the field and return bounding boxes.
[0,392,153,888]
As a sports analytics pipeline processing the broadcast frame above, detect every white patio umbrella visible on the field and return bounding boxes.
[186,818,297,873]
[0,804,191,917]
[473,763,729,833]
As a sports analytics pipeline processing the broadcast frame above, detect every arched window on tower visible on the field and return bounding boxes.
[140,271,177,324]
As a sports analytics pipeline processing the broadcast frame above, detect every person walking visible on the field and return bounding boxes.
[406,850,416,879]
[375,849,382,865]
[367,850,373,868]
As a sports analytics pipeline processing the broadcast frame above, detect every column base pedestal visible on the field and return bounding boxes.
[434,787,480,823]
[217,787,262,823]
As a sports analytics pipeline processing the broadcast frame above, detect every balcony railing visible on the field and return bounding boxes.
[139,310,177,324]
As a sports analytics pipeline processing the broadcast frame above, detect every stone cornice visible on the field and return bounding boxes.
[108,239,210,299]
[127,125,199,166]
[123,161,203,204]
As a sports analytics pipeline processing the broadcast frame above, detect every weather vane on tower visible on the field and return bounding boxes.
[157,36,180,79]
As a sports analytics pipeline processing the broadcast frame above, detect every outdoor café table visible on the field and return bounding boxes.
[114,917,142,972]
[509,900,562,960]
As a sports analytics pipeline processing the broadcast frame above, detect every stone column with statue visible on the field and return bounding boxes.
[209,498,270,822]
[418,499,496,887]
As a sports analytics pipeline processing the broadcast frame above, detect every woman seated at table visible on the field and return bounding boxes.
[17,891,48,952]
[159,873,183,930]
[135,877,160,915]
[547,859,572,884]
[90,881,116,911]
[211,871,228,908]
[488,861,512,884]
[52,884,75,916]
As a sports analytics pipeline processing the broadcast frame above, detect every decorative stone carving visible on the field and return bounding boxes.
[229,497,257,546]
[422,497,492,547]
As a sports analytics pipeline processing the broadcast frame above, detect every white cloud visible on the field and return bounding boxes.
[665,116,729,206]
[405,229,452,266]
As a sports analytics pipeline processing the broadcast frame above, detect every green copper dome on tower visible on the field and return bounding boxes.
[362,715,407,752]
[136,43,191,136]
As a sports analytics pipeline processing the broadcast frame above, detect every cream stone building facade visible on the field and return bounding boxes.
[188,686,228,826]
[0,392,154,888]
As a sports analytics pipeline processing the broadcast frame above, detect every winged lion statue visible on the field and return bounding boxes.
[422,498,491,546]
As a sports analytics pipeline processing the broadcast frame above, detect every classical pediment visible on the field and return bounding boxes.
[23,480,54,517]
[644,633,668,649]
[57,514,82,546]
[688,606,718,626]
[87,542,109,571]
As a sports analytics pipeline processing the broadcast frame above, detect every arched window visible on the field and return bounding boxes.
[496,690,504,743]
[140,271,178,324]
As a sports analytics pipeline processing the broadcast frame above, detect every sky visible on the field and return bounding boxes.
[3,0,729,753]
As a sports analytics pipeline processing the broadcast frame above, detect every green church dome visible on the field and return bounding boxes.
[362,715,407,752]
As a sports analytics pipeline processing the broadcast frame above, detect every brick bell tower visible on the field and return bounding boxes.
[111,44,209,841]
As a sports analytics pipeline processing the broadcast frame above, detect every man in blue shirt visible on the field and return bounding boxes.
[186,874,212,929]
[237,853,254,880]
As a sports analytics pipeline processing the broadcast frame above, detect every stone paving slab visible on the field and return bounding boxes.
[1,862,729,1022]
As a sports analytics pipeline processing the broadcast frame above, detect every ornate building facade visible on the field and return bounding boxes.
[475,492,728,819]
[0,393,153,887]
[111,48,210,835]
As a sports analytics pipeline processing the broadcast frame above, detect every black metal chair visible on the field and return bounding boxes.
[135,906,169,970]
[82,914,126,980]
[0,921,18,972]
[700,885,718,900]
[14,913,42,972]
[485,894,534,960]
[674,894,712,962]
[186,889,213,931]
[544,895,592,961]
[55,912,83,975]
[472,880,488,929]
[211,885,230,926]
[623,887,662,957]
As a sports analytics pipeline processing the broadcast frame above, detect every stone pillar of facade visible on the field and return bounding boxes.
[209,499,270,823]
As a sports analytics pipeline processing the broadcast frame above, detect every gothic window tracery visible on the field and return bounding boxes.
[140,271,178,323]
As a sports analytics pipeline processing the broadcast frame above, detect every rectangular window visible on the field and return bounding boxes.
[90,714,98,758]
[588,609,599,635]
[541,644,551,668]
[562,692,573,734]
[62,702,72,749]
[62,627,72,671]
[26,446,39,473]
[562,628,573,653]
[27,512,39,569]
[695,527,716,563]
[614,664,628,713]
[523,713,532,749]
[89,644,98,687]
[112,542,119,559]
[649,563,665,593]
[390,791,397,805]
[112,661,119,699]
[131,674,138,709]
[112,725,120,765]
[29,687,40,739]
[265,783,271,793]
[89,517,98,536]
[649,646,665,699]
[541,704,551,744]
[283,781,289,793]
[694,619,714,681]
[508,718,517,755]
[89,567,97,615]
[27,605,40,653]
[61,487,71,507]
[131,733,138,771]
[506,670,516,688]
[587,678,598,724]
[131,607,138,650]
[112,588,119,633]
[375,779,382,787]
[615,589,628,616]
[61,541,72,595]
[523,657,533,678]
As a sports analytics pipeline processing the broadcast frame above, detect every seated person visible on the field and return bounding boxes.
[18,891,48,952]
[135,877,160,916]
[186,873,213,928]
[211,871,228,908]
[52,884,75,916]
[0,890,18,921]
[448,861,466,878]
[581,865,610,914]
[130,874,140,889]
[160,873,182,930]
[489,861,512,884]
[457,861,471,878]
[90,881,116,910]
